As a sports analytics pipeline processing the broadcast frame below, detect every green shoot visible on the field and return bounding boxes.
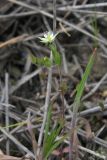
[69,48,97,159]
[43,106,64,159]
[31,31,63,159]
[75,48,97,106]
[30,32,61,68]
[30,54,52,67]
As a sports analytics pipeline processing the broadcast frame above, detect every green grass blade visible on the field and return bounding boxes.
[69,48,97,159]
[75,48,97,105]
[44,135,67,159]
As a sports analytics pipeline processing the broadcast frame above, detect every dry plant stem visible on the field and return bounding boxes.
[58,67,65,121]
[79,145,106,160]
[68,9,107,15]
[10,68,42,94]
[37,0,51,31]
[80,103,107,117]
[82,72,107,100]
[73,0,78,6]
[0,11,38,19]
[27,113,39,160]
[56,39,68,74]
[53,0,65,122]
[67,129,107,159]
[37,53,53,156]
[58,67,65,159]
[53,0,56,34]
[82,0,88,5]
[65,139,106,160]
[58,2,107,10]
[53,0,65,119]
[72,55,83,78]
[0,127,35,158]
[5,73,10,155]
[0,34,28,48]
[69,102,78,160]
[73,10,107,59]
[7,0,107,45]
[67,123,107,149]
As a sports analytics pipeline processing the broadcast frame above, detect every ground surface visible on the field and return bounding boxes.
[0,0,107,160]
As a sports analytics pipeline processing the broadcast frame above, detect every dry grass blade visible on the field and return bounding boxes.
[78,118,93,140]
[10,68,42,94]
[58,2,107,10]
[0,127,35,158]
[78,145,106,160]
[5,73,10,155]
[82,72,107,100]
[27,113,39,160]
[0,34,28,48]
[70,129,79,160]
[0,153,31,160]
[0,128,35,160]
[0,154,22,160]
[7,0,107,45]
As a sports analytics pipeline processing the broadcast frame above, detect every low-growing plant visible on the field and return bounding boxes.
[30,31,97,160]
[31,32,61,67]
[0,30,97,160]
[42,106,66,160]
[31,31,65,159]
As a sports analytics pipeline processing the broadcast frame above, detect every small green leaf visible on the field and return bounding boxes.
[30,54,52,67]
[49,44,61,66]
[43,57,52,67]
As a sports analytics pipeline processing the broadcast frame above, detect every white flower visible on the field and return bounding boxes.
[39,31,58,44]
